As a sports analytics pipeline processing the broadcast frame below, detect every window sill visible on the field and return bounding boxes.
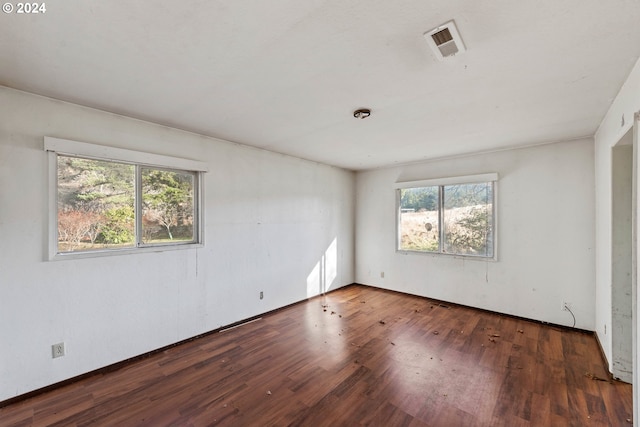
[396,249,497,262]
[48,242,204,261]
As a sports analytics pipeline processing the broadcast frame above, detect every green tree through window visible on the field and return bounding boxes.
[142,168,195,243]
[56,155,199,253]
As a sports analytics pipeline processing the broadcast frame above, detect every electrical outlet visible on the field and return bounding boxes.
[561,301,572,312]
[380,272,385,278]
[52,342,65,358]
[260,291,264,300]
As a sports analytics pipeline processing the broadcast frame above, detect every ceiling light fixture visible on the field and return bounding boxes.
[353,109,371,119]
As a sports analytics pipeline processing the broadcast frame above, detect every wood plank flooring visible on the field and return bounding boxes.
[0,285,632,426]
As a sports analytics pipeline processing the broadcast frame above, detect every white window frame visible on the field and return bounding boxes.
[45,137,208,260]
[395,173,498,260]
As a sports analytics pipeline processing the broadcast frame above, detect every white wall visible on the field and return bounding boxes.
[0,87,355,402]
[595,57,640,365]
[594,56,640,417]
[356,139,595,328]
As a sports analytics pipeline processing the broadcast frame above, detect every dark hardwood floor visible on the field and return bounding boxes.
[0,284,632,426]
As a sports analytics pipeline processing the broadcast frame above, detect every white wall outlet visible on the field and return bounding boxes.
[52,342,65,358]
[561,301,572,312]
[380,272,385,278]
[260,291,264,300]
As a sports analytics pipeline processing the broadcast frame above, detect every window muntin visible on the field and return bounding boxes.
[55,154,200,255]
[398,180,495,258]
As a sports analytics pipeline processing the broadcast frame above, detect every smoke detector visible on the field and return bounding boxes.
[424,20,466,61]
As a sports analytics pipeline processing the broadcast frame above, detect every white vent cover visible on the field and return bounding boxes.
[424,20,466,61]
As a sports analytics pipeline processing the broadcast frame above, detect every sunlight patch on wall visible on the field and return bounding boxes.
[306,238,338,298]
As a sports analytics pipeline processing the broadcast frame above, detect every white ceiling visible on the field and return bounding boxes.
[2,1,640,170]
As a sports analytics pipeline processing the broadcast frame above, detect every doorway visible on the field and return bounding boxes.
[612,129,633,382]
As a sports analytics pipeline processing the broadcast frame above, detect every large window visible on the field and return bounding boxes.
[46,137,207,258]
[397,174,496,258]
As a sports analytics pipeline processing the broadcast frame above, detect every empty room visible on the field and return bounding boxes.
[1,1,640,426]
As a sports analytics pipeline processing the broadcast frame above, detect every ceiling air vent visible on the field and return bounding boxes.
[424,20,466,61]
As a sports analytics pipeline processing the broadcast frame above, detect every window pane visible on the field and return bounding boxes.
[57,156,135,252]
[141,168,195,244]
[399,186,439,252]
[443,182,493,257]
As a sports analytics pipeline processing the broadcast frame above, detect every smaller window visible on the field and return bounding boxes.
[397,175,496,258]
[398,186,440,252]
[141,167,197,244]
[46,137,207,259]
